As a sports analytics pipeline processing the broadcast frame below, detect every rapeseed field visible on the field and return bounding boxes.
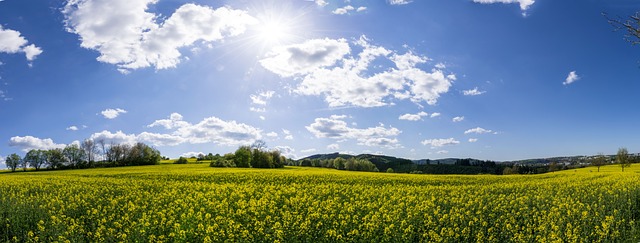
[0,164,638,242]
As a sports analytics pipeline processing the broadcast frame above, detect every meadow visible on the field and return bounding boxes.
[0,163,639,242]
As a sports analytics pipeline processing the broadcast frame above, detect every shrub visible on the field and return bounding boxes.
[174,157,188,164]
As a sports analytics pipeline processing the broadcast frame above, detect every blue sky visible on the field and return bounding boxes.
[0,0,639,162]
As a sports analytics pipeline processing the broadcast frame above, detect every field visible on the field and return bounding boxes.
[0,164,639,242]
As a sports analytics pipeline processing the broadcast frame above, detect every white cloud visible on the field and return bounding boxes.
[430,112,441,118]
[148,112,190,129]
[282,129,294,140]
[172,116,262,146]
[436,150,449,154]
[388,0,412,5]
[452,116,465,122]
[327,143,340,150]
[357,7,367,12]
[332,5,354,15]
[563,71,580,85]
[260,38,350,77]
[472,0,535,11]
[101,108,127,119]
[250,90,275,106]
[261,36,454,108]
[62,1,257,72]
[463,87,486,96]
[468,138,478,143]
[0,25,43,61]
[92,114,263,147]
[274,146,296,159]
[464,127,493,134]
[9,136,66,151]
[421,138,460,148]
[307,115,402,149]
[137,132,184,146]
[259,116,266,121]
[315,0,329,7]
[66,126,79,131]
[398,111,428,121]
[90,130,138,145]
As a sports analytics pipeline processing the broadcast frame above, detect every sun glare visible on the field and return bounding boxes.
[244,2,314,52]
[257,19,292,44]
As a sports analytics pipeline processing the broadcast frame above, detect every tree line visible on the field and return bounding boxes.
[4,139,161,172]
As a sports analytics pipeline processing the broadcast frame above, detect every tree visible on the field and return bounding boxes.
[333,157,346,170]
[591,153,607,172]
[604,12,640,45]
[81,139,98,165]
[386,168,394,173]
[25,149,47,171]
[234,146,252,168]
[47,148,66,169]
[251,140,267,151]
[63,144,85,168]
[174,157,188,164]
[5,153,21,172]
[96,138,107,162]
[617,147,631,172]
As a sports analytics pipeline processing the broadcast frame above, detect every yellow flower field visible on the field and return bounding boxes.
[0,164,639,242]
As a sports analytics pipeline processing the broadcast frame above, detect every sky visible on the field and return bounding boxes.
[0,0,639,163]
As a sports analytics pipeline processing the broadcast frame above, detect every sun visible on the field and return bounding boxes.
[243,1,314,52]
[256,18,292,45]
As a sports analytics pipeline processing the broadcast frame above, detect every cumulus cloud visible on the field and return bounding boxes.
[307,115,401,149]
[563,71,580,85]
[101,108,127,119]
[9,136,66,151]
[472,0,535,11]
[430,112,441,118]
[66,126,79,131]
[421,138,460,148]
[147,112,189,129]
[463,87,486,96]
[90,130,139,145]
[452,116,465,122]
[388,0,412,5]
[274,146,296,159]
[62,0,257,72]
[0,25,43,62]
[261,36,454,108]
[260,38,350,77]
[92,114,263,147]
[468,138,478,143]
[399,111,429,121]
[464,127,493,134]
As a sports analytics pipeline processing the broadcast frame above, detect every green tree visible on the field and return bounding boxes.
[591,153,607,172]
[234,146,252,168]
[5,153,21,172]
[333,157,346,170]
[25,149,48,171]
[617,147,631,172]
[386,168,394,173]
[63,144,85,168]
[47,148,66,169]
[174,157,188,164]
